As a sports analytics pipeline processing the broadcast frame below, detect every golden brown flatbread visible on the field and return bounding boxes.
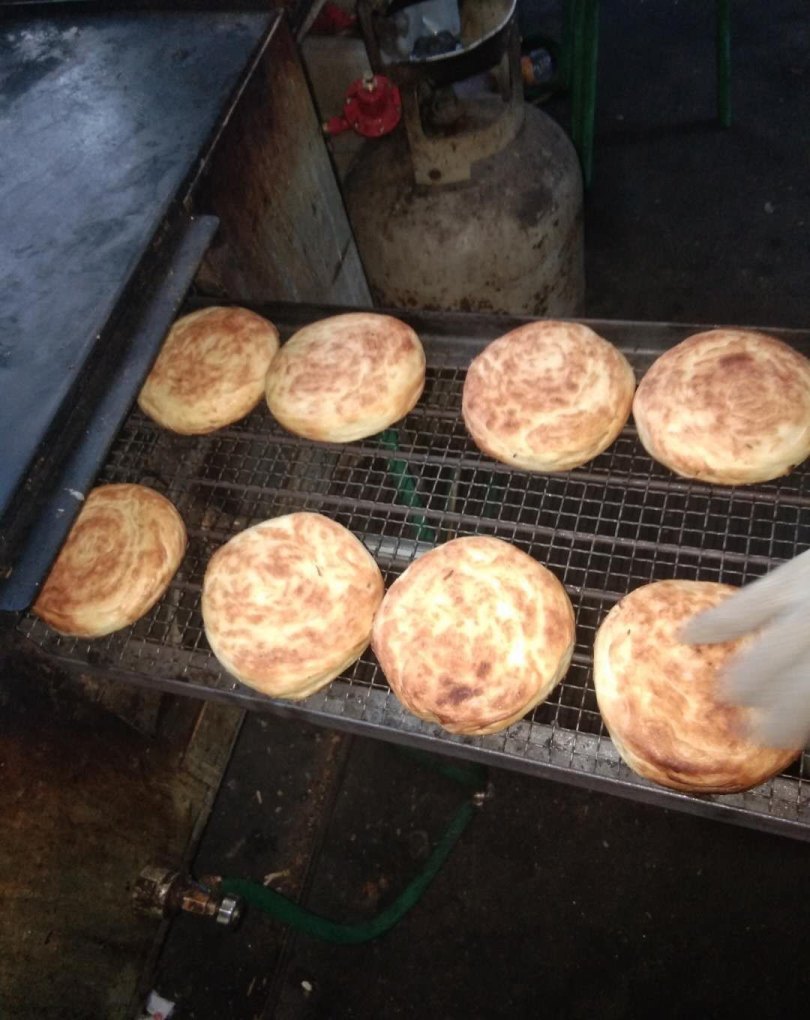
[202,512,384,699]
[265,313,425,442]
[371,536,575,734]
[593,579,801,793]
[138,306,279,434]
[633,329,810,484]
[462,321,635,471]
[33,484,186,637]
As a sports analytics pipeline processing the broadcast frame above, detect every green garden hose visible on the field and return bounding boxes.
[217,753,486,945]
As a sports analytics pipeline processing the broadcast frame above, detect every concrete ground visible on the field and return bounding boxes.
[153,2,810,1017]
[0,644,243,1020]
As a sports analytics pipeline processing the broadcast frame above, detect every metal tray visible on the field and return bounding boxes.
[0,4,272,576]
[18,304,810,840]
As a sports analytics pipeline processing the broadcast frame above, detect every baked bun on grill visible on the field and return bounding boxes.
[593,579,801,793]
[462,321,635,471]
[202,512,383,699]
[33,484,186,637]
[265,313,425,442]
[138,306,280,434]
[371,536,575,735]
[633,328,810,485]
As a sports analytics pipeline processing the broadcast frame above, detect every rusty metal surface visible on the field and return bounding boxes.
[343,107,584,314]
[16,301,810,842]
[398,36,525,185]
[194,16,371,306]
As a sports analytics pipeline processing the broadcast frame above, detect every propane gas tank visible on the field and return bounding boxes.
[343,105,584,316]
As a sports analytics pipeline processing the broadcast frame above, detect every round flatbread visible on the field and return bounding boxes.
[33,484,186,638]
[633,328,810,484]
[462,321,635,471]
[265,313,426,442]
[593,579,801,793]
[202,512,384,700]
[138,306,280,434]
[371,536,575,735]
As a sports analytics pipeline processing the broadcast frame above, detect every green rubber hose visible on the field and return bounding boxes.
[218,753,486,945]
[378,428,436,544]
[220,799,475,945]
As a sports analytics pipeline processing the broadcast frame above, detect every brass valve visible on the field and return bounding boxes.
[132,864,243,928]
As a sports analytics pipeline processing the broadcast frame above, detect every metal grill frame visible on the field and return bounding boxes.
[18,303,810,841]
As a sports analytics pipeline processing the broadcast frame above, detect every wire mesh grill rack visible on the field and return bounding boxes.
[17,304,810,840]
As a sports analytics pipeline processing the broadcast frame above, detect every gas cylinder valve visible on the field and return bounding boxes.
[323,72,402,138]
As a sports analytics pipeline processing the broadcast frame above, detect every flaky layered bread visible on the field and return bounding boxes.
[593,579,800,793]
[371,536,575,735]
[462,321,635,471]
[33,484,186,637]
[202,512,384,699]
[633,329,810,485]
[265,313,425,442]
[138,306,280,434]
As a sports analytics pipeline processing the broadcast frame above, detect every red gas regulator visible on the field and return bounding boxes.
[323,72,402,138]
